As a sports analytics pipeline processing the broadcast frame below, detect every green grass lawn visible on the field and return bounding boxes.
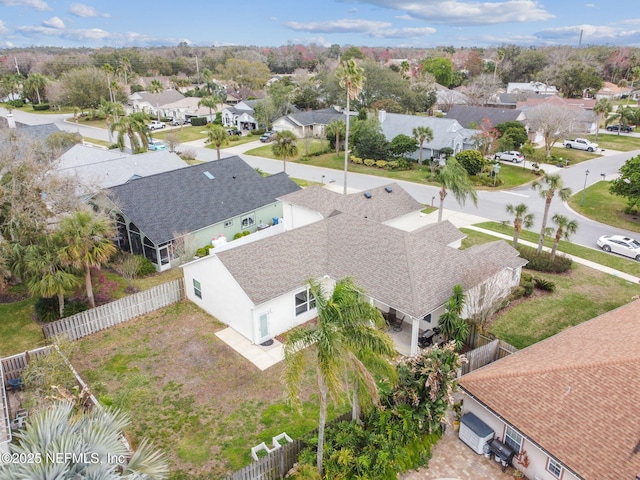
[567,181,640,233]
[586,133,640,152]
[471,221,640,277]
[0,267,183,357]
[459,228,640,349]
[72,301,347,478]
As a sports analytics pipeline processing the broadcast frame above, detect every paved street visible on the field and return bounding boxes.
[5,107,640,249]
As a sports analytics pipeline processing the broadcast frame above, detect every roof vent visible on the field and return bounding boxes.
[385,186,392,193]
[203,171,215,180]
[364,192,372,199]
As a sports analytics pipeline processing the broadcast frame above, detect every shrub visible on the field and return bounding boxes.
[32,103,50,111]
[350,155,363,164]
[190,116,207,126]
[195,245,214,257]
[396,158,411,170]
[364,159,376,166]
[6,99,24,108]
[533,276,556,291]
[242,230,250,236]
[386,161,399,170]
[136,255,157,276]
[509,286,526,300]
[63,299,89,317]
[522,279,534,296]
[518,245,573,273]
[34,296,60,322]
[376,160,387,168]
[252,128,266,136]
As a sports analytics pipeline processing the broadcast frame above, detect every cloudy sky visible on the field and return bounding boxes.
[0,0,638,49]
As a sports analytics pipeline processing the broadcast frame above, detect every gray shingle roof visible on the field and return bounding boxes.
[216,213,523,318]
[57,145,187,193]
[280,108,346,128]
[132,90,185,106]
[445,105,524,129]
[279,183,423,223]
[379,112,477,151]
[107,156,300,244]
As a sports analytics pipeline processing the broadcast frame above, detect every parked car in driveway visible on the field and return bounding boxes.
[226,128,242,136]
[260,131,275,143]
[597,235,640,261]
[148,120,166,130]
[494,151,524,163]
[148,139,168,151]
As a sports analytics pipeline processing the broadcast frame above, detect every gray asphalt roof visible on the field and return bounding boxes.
[279,183,424,223]
[281,108,346,127]
[106,156,300,244]
[216,213,524,318]
[379,112,477,150]
[56,145,188,194]
[445,105,524,129]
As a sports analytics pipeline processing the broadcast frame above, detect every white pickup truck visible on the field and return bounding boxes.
[147,120,166,130]
[563,138,598,152]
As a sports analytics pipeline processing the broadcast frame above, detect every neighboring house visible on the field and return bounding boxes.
[182,184,526,352]
[128,90,186,118]
[378,110,479,159]
[594,81,632,100]
[272,107,349,138]
[518,96,599,137]
[221,100,262,130]
[91,156,300,271]
[55,144,187,197]
[445,105,525,129]
[458,299,640,480]
[0,116,60,140]
[436,84,469,112]
[161,96,229,124]
[507,82,558,96]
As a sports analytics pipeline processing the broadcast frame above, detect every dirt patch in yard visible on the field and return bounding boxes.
[72,300,317,479]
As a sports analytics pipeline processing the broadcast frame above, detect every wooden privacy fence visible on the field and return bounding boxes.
[222,439,305,480]
[1,346,51,381]
[42,279,185,340]
[461,324,518,375]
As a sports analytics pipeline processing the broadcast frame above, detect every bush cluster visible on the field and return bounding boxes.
[233,231,251,240]
[32,103,50,111]
[136,256,157,276]
[6,99,24,108]
[518,246,572,273]
[195,245,214,257]
[189,116,207,126]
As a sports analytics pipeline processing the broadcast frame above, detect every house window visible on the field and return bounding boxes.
[193,279,202,299]
[547,458,563,478]
[504,426,523,453]
[295,287,316,316]
[241,213,255,229]
[224,220,233,228]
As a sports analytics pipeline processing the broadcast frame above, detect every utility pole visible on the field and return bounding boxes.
[14,56,20,75]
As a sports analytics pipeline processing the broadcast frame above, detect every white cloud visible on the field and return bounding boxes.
[0,20,8,35]
[535,23,640,45]
[372,27,437,39]
[286,18,392,34]
[42,16,64,29]
[68,2,109,18]
[585,3,596,7]
[0,0,48,10]
[395,14,413,20]
[356,0,554,25]
[290,36,331,47]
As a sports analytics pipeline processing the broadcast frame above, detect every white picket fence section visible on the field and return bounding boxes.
[42,279,185,340]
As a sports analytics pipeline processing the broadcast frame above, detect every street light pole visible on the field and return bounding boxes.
[580,169,590,206]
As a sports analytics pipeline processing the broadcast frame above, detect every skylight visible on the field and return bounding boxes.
[203,171,215,180]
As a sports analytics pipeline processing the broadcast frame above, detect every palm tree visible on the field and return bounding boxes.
[412,126,434,170]
[102,63,115,102]
[206,124,229,160]
[111,112,150,153]
[284,277,395,477]
[505,203,535,248]
[399,60,410,78]
[149,79,164,121]
[336,58,365,195]
[326,119,346,155]
[437,157,478,222]
[438,284,468,350]
[57,209,117,309]
[531,173,572,255]
[118,56,131,85]
[23,236,80,318]
[198,96,217,120]
[1,401,168,479]
[593,98,612,140]
[607,106,635,135]
[549,214,578,261]
[272,130,298,174]
[99,99,125,143]
[23,73,48,104]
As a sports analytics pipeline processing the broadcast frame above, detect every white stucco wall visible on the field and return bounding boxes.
[182,255,255,341]
[462,396,580,480]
